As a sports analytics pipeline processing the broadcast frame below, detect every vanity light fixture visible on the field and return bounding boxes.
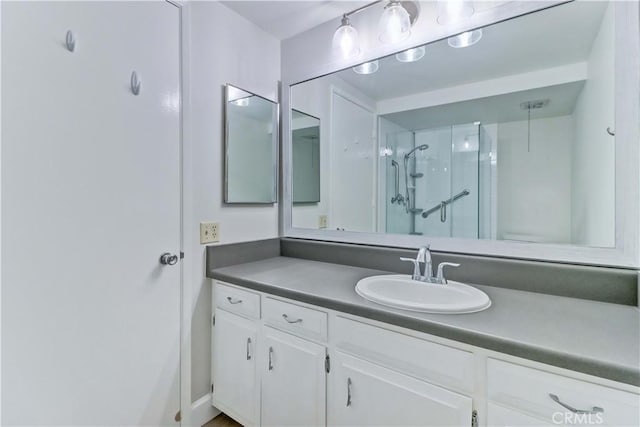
[353,60,380,75]
[331,1,419,59]
[437,0,475,25]
[379,0,412,44]
[448,29,483,48]
[332,15,360,59]
[395,45,425,62]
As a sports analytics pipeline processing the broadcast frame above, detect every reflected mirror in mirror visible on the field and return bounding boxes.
[291,1,615,248]
[292,110,321,203]
[225,84,278,203]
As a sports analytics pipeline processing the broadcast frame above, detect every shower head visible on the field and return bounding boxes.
[404,144,429,158]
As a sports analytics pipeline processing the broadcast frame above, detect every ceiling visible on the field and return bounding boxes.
[381,81,585,130]
[333,1,608,100]
[220,1,370,40]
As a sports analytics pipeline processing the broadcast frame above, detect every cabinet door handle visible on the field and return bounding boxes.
[268,346,274,371]
[549,394,604,414]
[282,313,303,324]
[346,377,352,407]
[226,296,242,305]
[246,337,252,360]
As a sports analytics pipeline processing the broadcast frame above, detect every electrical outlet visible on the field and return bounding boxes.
[319,215,327,229]
[200,222,220,244]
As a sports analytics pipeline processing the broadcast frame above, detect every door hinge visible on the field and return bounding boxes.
[180,251,185,259]
[325,354,330,373]
[212,315,215,326]
[471,410,478,427]
[211,383,214,393]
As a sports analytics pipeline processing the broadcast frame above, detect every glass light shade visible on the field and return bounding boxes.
[231,98,250,107]
[332,17,360,59]
[353,60,379,75]
[395,46,425,62]
[378,1,411,44]
[437,0,474,25]
[448,29,482,48]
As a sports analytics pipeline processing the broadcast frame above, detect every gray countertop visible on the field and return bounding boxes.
[209,256,640,386]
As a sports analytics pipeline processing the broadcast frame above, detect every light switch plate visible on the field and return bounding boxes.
[200,222,220,244]
[319,215,327,229]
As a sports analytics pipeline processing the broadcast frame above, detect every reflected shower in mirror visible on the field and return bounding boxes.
[292,110,320,204]
[225,84,278,203]
[290,0,615,247]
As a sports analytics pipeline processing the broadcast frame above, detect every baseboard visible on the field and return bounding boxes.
[191,393,220,427]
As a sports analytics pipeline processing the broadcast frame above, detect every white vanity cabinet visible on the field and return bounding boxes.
[261,327,327,427]
[212,308,259,426]
[211,281,639,427]
[328,351,472,426]
[212,284,262,425]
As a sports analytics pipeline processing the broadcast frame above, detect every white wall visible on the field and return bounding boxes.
[571,2,615,247]
[188,1,280,403]
[497,115,574,244]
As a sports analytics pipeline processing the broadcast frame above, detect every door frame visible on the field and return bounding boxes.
[167,0,193,425]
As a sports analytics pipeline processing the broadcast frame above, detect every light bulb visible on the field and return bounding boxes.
[378,1,411,44]
[231,98,249,107]
[353,60,379,75]
[448,29,482,48]
[395,46,425,62]
[332,15,360,59]
[437,0,474,25]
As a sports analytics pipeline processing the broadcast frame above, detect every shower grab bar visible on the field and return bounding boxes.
[421,189,470,218]
[390,160,404,204]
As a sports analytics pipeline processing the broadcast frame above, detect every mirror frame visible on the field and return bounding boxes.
[224,83,279,204]
[281,1,640,268]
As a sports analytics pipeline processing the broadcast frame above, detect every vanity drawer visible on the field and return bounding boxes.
[215,282,260,319]
[487,358,640,426]
[334,316,474,394]
[263,297,328,342]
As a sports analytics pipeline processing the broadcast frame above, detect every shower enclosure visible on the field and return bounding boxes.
[384,122,493,239]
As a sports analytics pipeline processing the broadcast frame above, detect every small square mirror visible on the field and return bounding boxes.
[224,84,278,204]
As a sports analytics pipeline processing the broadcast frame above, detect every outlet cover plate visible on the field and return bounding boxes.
[200,222,219,244]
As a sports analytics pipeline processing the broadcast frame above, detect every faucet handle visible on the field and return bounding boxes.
[436,262,460,285]
[400,257,422,281]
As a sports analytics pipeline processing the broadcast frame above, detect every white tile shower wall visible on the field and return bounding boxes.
[497,115,574,244]
[571,2,615,247]
[189,1,280,402]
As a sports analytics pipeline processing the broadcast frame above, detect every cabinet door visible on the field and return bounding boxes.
[488,402,556,427]
[261,327,326,427]
[329,351,472,426]
[212,309,259,426]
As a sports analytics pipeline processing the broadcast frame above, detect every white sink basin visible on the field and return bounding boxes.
[355,274,491,314]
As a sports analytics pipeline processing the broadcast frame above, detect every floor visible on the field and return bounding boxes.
[203,413,242,427]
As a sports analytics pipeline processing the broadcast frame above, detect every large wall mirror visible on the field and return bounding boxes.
[287,0,640,266]
[225,84,278,203]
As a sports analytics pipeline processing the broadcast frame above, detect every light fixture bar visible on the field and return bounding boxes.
[343,0,384,19]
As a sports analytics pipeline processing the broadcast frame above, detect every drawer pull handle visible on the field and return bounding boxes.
[226,296,242,305]
[282,314,303,324]
[268,346,274,371]
[246,338,252,360]
[549,394,604,414]
[346,377,352,407]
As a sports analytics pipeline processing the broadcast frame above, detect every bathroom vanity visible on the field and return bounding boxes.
[207,248,639,427]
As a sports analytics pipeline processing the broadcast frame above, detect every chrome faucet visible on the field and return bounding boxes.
[400,245,460,284]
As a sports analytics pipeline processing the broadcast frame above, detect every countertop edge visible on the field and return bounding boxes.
[210,271,640,388]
